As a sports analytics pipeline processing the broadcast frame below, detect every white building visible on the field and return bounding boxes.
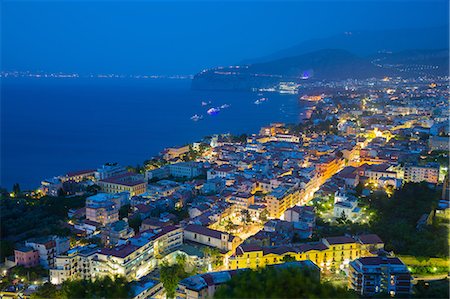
[95,163,127,181]
[168,162,202,179]
[333,191,361,222]
[404,163,440,184]
[184,224,239,252]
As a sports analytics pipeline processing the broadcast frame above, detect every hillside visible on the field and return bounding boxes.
[192,49,449,91]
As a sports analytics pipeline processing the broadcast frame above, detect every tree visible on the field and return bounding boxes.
[336,211,348,224]
[355,182,364,196]
[281,254,296,262]
[175,253,187,267]
[86,184,101,194]
[128,214,142,233]
[160,261,189,299]
[240,209,251,225]
[214,265,357,298]
[31,282,59,299]
[119,204,131,220]
[56,275,130,299]
[202,247,223,268]
[225,219,235,233]
[12,183,21,196]
[259,209,269,223]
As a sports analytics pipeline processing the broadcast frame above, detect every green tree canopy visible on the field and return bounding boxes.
[31,275,130,299]
[214,265,357,298]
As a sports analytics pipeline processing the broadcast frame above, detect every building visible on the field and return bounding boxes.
[61,169,96,183]
[334,201,361,221]
[95,163,128,181]
[184,224,239,253]
[39,177,63,197]
[227,234,383,272]
[25,236,70,269]
[264,187,295,218]
[348,256,412,296]
[50,245,100,284]
[101,220,135,247]
[227,192,255,210]
[98,173,147,196]
[163,145,190,161]
[50,226,183,284]
[14,246,39,268]
[167,162,203,179]
[333,192,361,222]
[130,278,163,299]
[283,206,315,238]
[361,164,398,182]
[85,193,121,226]
[206,165,236,180]
[404,163,440,184]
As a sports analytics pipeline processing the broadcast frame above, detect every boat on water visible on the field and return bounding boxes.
[220,104,230,109]
[207,108,220,115]
[201,100,212,106]
[190,114,204,121]
[254,97,268,105]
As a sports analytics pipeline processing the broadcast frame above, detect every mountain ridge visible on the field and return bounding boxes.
[192,48,449,91]
[241,26,449,65]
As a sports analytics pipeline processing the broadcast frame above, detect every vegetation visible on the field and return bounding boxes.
[315,183,448,258]
[119,204,131,219]
[128,214,142,233]
[258,209,268,223]
[1,194,86,244]
[160,259,191,299]
[30,275,131,299]
[202,247,223,268]
[0,265,48,290]
[12,183,21,196]
[214,264,357,298]
[85,184,101,194]
[240,209,251,225]
[413,279,450,298]
[420,150,449,168]
[367,183,446,257]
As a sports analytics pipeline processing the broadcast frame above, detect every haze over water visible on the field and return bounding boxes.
[1,78,311,189]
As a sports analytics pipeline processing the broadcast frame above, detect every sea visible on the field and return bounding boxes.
[1,78,313,190]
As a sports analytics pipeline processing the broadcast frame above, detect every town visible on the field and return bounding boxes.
[1,75,449,298]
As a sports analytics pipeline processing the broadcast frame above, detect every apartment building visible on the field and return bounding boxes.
[85,193,120,226]
[167,162,203,179]
[348,256,412,296]
[98,173,147,196]
[227,234,383,272]
[50,226,183,284]
[404,163,440,184]
[95,163,128,181]
[264,186,295,218]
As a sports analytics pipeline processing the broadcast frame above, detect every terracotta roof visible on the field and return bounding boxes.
[185,224,225,239]
[357,234,384,245]
[151,225,181,240]
[100,173,145,186]
[99,244,139,258]
[358,256,404,266]
[324,236,356,245]
[236,245,262,255]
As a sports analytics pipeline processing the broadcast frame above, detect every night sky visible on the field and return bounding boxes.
[2,0,449,74]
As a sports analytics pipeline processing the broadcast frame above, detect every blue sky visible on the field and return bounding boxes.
[2,0,449,74]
